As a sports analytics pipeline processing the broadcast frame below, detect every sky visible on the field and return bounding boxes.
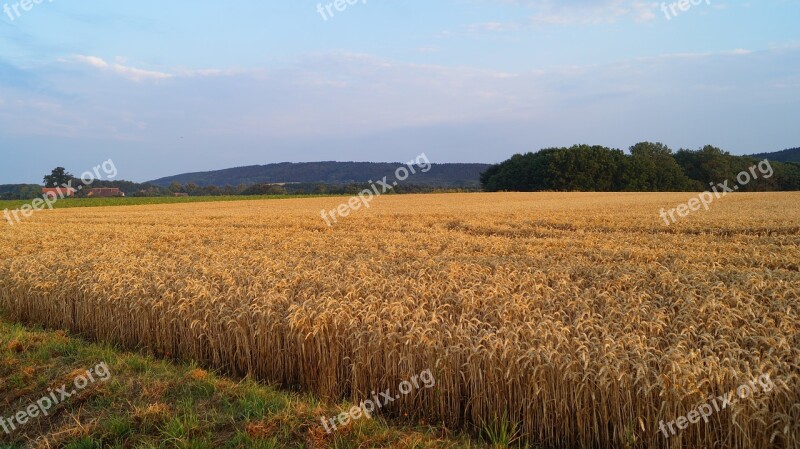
[0,0,799,184]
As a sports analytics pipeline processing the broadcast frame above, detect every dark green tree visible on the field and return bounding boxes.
[626,142,697,191]
[674,145,738,186]
[43,167,74,188]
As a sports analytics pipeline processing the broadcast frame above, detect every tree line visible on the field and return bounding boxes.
[0,172,472,200]
[480,143,800,192]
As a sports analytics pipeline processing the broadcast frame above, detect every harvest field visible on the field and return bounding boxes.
[0,194,325,212]
[1,192,799,448]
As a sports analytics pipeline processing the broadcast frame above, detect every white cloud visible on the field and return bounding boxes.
[73,55,110,69]
[70,55,173,82]
[467,0,661,31]
[0,47,797,164]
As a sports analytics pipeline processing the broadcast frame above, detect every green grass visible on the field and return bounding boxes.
[0,318,487,449]
[0,195,339,211]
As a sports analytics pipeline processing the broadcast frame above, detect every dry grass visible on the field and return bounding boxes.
[1,192,798,448]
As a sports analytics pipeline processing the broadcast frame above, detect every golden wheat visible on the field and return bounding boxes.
[0,192,798,448]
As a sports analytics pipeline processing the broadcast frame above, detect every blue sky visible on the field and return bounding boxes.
[1,0,799,183]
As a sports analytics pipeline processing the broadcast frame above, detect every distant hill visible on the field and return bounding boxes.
[148,161,492,188]
[749,147,800,163]
[0,184,34,193]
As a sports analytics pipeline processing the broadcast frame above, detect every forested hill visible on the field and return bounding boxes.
[148,162,491,188]
[749,147,800,163]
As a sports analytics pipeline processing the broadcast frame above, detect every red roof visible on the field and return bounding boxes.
[87,188,122,197]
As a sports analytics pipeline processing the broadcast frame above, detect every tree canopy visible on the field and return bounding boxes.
[43,167,75,188]
[480,143,800,192]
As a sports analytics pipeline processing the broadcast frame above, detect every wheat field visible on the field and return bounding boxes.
[1,193,798,448]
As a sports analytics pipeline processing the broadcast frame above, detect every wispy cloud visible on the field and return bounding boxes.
[464,0,660,32]
[2,47,794,139]
[68,55,173,81]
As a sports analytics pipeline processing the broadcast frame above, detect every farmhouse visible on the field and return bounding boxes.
[87,188,125,198]
[42,187,76,199]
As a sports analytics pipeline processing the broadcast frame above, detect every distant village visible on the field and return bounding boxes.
[40,187,192,199]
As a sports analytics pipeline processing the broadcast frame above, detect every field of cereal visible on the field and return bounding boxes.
[1,192,798,448]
